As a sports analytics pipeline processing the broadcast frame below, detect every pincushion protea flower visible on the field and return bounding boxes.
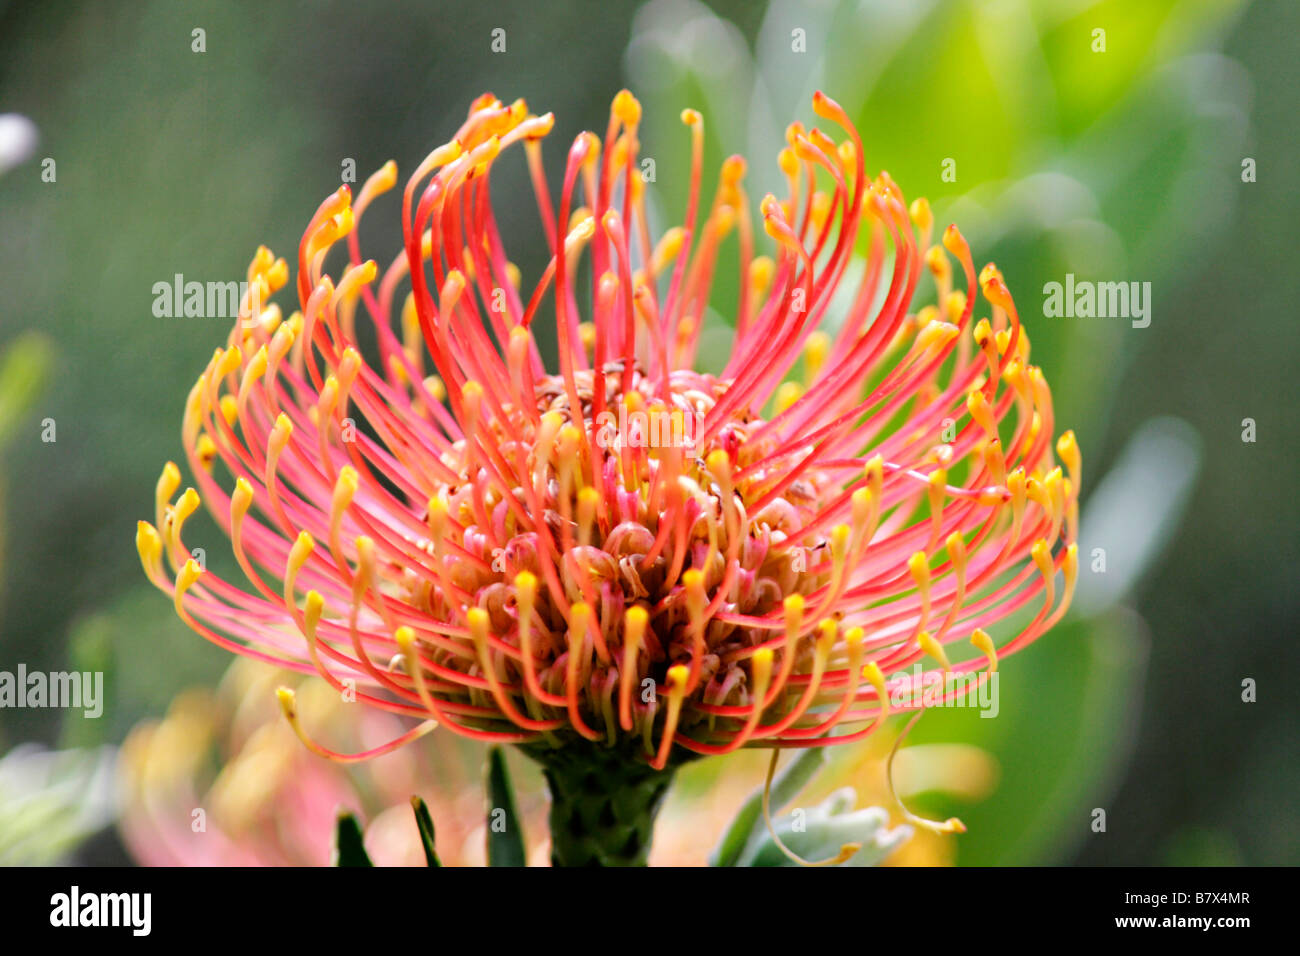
[138,89,1080,866]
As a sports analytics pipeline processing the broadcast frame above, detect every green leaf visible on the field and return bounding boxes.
[0,330,54,452]
[409,796,442,867]
[332,811,373,867]
[708,746,827,866]
[485,747,526,867]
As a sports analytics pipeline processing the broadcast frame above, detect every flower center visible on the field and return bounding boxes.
[409,361,832,742]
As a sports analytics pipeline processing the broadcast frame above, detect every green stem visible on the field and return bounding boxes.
[523,744,679,867]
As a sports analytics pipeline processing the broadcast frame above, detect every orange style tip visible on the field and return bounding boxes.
[721,155,747,184]
[176,558,203,592]
[625,604,649,628]
[680,108,701,127]
[941,223,966,254]
[967,629,993,665]
[705,448,731,476]
[830,523,851,553]
[982,275,1012,309]
[945,531,966,557]
[862,661,888,698]
[924,244,948,273]
[532,113,556,137]
[275,686,297,714]
[441,269,466,295]
[569,216,597,242]
[156,463,182,507]
[596,272,621,304]
[394,626,416,651]
[711,205,737,238]
[612,89,641,126]
[810,89,838,119]
[909,197,933,231]
[621,388,644,413]
[231,475,254,506]
[135,521,162,559]
[808,127,836,155]
[1056,430,1081,471]
[216,347,242,377]
[335,465,359,497]
[791,134,819,164]
[1031,540,1053,577]
[681,568,705,591]
[175,486,200,514]
[777,148,799,178]
[466,606,490,635]
[917,631,950,670]
[291,530,315,561]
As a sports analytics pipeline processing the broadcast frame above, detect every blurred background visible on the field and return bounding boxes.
[0,0,1295,866]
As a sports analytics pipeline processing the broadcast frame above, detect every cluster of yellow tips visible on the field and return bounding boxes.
[139,89,1079,773]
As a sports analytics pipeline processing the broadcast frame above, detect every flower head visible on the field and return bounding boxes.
[140,90,1079,773]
